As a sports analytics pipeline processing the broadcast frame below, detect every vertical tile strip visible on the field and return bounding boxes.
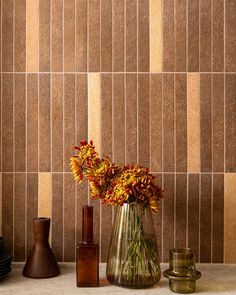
[51,0,63,72]
[14,74,26,172]
[126,74,137,164]
[39,0,50,72]
[187,74,200,173]
[2,0,13,72]
[101,0,112,72]
[153,173,162,260]
[200,0,211,72]
[150,0,162,72]
[224,173,236,263]
[14,173,26,261]
[175,0,186,72]
[126,0,137,72]
[138,0,149,72]
[188,0,199,72]
[14,0,26,72]
[38,173,52,218]
[225,0,236,72]
[175,74,187,172]
[163,74,174,172]
[113,0,124,72]
[88,0,100,72]
[26,0,39,72]
[39,74,51,172]
[225,74,236,172]
[0,173,2,235]
[163,0,174,72]
[64,0,75,72]
[212,174,224,263]
[76,180,88,245]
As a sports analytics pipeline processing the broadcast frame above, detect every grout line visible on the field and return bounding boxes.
[87,0,89,72]
[174,73,176,248]
[124,0,126,73]
[186,0,188,72]
[1,0,2,174]
[136,0,139,163]
[74,0,77,255]
[62,0,65,262]
[12,0,15,257]
[199,0,200,73]
[161,73,164,262]
[223,0,226,176]
[211,72,213,263]
[1,71,236,74]
[25,73,27,259]
[199,173,201,262]
[186,172,189,248]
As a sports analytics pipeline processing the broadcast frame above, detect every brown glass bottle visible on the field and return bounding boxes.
[76,205,99,287]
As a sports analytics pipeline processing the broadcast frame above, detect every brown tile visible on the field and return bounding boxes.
[138,0,149,72]
[200,0,212,72]
[175,174,187,248]
[163,174,175,262]
[0,173,2,231]
[126,0,137,72]
[163,74,174,172]
[52,0,63,72]
[39,74,51,172]
[15,0,26,72]
[2,0,13,72]
[90,198,100,260]
[64,0,75,72]
[52,173,63,261]
[27,74,38,172]
[64,173,76,261]
[14,74,26,172]
[101,74,112,159]
[188,174,199,262]
[163,0,174,72]
[64,74,75,172]
[138,74,149,167]
[76,0,87,72]
[2,173,13,251]
[200,74,212,172]
[113,0,124,72]
[225,74,236,172]
[212,0,224,72]
[175,0,186,72]
[212,174,224,263]
[101,0,112,72]
[76,179,88,244]
[188,0,199,72]
[76,74,88,143]
[113,74,125,165]
[26,173,38,256]
[88,0,100,72]
[126,74,137,164]
[200,174,211,263]
[0,76,1,171]
[101,204,112,262]
[150,74,162,172]
[225,0,236,72]
[213,74,224,172]
[39,0,50,72]
[52,75,63,172]
[2,74,13,172]
[14,173,26,261]
[175,74,187,172]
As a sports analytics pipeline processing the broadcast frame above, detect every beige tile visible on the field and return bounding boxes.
[38,173,52,219]
[187,74,200,172]
[88,73,101,155]
[150,0,162,72]
[26,0,39,72]
[224,173,236,263]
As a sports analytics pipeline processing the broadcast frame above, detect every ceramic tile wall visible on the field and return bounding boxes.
[0,0,236,263]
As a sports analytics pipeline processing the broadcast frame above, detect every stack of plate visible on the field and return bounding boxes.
[0,236,12,279]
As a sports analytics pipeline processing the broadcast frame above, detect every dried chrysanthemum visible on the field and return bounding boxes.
[70,157,83,183]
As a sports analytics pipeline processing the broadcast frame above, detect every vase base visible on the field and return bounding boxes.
[107,274,160,289]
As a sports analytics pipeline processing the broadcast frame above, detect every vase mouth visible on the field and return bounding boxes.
[34,217,50,222]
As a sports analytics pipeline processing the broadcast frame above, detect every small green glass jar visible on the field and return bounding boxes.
[164,248,201,293]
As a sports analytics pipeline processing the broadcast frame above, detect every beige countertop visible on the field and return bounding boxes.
[0,263,236,294]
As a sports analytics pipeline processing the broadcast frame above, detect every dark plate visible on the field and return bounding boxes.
[0,263,11,272]
[0,251,13,263]
[0,267,11,279]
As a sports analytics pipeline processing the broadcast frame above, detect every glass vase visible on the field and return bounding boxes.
[106,203,161,288]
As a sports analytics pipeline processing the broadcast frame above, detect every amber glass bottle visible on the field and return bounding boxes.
[76,205,99,287]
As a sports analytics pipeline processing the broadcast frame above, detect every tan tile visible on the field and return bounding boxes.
[126,0,137,72]
[225,0,236,72]
[138,0,149,72]
[64,0,75,72]
[64,74,75,172]
[76,0,87,72]
[88,73,101,155]
[188,0,199,72]
[88,0,100,72]
[39,0,50,72]
[113,0,124,72]
[224,173,236,263]
[187,74,200,172]
[26,0,39,72]
[213,0,224,72]
[163,0,174,72]
[15,0,26,72]
[52,0,63,72]
[101,0,112,72]
[14,75,26,172]
[38,173,52,219]
[175,0,186,72]
[2,0,13,72]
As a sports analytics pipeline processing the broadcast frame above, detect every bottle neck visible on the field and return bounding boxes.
[82,205,93,243]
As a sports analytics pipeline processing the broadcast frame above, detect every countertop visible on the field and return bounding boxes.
[0,263,236,294]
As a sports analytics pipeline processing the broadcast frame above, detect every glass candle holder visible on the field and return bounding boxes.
[164,248,201,294]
